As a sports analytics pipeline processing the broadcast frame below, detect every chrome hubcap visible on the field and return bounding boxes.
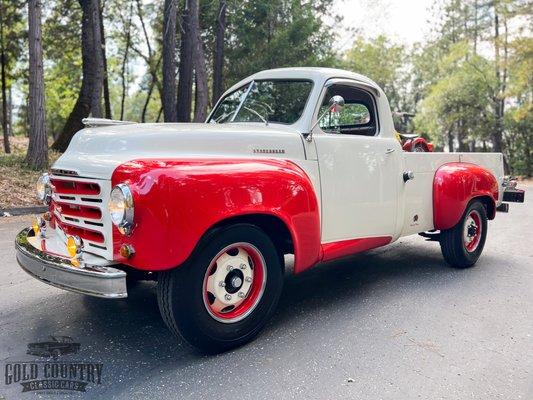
[203,243,266,323]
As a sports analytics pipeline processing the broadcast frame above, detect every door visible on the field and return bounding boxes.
[312,82,401,243]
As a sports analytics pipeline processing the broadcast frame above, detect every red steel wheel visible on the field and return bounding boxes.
[440,200,488,269]
[203,243,267,323]
[157,224,283,353]
[463,210,482,252]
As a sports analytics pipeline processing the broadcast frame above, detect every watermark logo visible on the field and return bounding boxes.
[4,336,103,395]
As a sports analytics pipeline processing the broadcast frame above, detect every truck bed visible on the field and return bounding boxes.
[399,152,504,237]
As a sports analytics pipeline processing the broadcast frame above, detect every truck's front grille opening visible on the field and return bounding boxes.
[56,221,105,244]
[51,178,101,195]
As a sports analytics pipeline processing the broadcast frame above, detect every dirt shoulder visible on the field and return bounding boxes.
[0,137,60,209]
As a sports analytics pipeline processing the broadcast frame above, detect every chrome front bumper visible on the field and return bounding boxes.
[15,228,127,299]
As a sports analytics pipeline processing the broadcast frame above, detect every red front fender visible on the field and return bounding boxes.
[433,163,498,230]
[111,158,321,273]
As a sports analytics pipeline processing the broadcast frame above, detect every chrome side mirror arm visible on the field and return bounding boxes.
[304,95,345,142]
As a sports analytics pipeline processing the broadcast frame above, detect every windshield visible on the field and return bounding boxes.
[209,80,313,125]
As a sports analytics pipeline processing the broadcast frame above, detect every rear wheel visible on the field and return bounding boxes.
[157,224,283,353]
[439,200,488,268]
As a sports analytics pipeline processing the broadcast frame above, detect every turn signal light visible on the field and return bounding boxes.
[32,217,46,236]
[119,244,135,259]
[32,220,39,236]
[66,235,83,258]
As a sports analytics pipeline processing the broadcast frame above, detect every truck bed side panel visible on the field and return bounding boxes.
[399,152,503,237]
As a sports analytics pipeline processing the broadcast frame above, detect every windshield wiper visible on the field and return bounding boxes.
[242,106,269,125]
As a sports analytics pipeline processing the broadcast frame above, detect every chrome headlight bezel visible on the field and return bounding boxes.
[108,183,134,231]
[36,173,52,204]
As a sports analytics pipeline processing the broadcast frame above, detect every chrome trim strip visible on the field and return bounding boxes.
[230,80,255,122]
[15,228,127,299]
[82,117,135,127]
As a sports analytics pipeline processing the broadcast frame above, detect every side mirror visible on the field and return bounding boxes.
[328,95,345,113]
[305,95,345,142]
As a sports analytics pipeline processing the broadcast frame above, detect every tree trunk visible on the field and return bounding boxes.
[52,0,103,152]
[0,1,10,154]
[212,0,226,106]
[447,130,454,152]
[26,0,48,169]
[119,1,133,121]
[89,0,103,118]
[190,0,208,122]
[8,85,12,136]
[141,79,155,123]
[162,0,178,122]
[99,1,112,119]
[177,0,193,122]
[457,119,469,151]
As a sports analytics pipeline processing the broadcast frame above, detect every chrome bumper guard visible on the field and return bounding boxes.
[15,228,127,299]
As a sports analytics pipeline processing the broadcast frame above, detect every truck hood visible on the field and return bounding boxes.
[53,123,306,179]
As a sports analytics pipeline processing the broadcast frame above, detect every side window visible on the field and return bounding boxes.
[318,84,377,136]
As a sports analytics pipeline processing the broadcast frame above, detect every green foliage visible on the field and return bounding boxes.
[42,0,82,138]
[414,42,495,148]
[411,0,532,175]
[343,35,406,111]
[224,0,338,84]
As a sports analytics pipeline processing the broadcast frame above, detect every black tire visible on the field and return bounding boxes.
[157,224,283,353]
[439,200,488,268]
[413,143,427,152]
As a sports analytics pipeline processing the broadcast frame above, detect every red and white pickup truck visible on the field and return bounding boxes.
[16,68,525,353]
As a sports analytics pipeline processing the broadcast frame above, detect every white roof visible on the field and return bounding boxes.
[225,67,381,94]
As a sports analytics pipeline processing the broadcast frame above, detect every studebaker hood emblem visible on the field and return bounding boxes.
[53,123,304,180]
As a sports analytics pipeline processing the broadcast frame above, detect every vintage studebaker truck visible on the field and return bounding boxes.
[16,68,525,353]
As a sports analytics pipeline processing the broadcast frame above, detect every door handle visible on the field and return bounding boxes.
[385,148,395,154]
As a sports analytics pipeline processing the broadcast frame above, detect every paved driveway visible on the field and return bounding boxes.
[1,185,531,399]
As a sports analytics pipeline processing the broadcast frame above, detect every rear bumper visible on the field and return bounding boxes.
[15,228,127,299]
[502,188,525,203]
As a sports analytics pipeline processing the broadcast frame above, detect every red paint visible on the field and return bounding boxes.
[320,236,392,262]
[54,202,102,220]
[55,219,105,243]
[433,162,498,230]
[464,210,482,252]
[48,203,56,229]
[111,158,321,273]
[50,178,100,196]
[402,137,433,152]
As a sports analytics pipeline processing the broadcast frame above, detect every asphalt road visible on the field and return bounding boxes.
[1,185,532,400]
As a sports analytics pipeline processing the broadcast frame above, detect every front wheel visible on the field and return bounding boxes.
[439,200,488,268]
[157,224,283,353]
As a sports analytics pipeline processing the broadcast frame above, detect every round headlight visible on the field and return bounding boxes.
[108,184,134,229]
[36,173,51,203]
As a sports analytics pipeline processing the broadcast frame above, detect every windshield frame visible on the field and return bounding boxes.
[207,78,315,126]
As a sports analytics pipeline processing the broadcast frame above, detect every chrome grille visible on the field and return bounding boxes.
[50,174,113,259]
